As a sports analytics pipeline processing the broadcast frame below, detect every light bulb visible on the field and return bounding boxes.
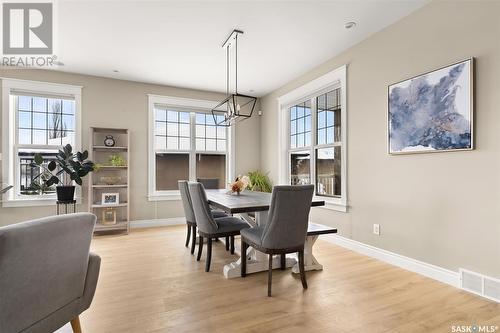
[236,104,241,112]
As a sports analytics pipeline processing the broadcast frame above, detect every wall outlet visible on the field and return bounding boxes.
[373,224,380,235]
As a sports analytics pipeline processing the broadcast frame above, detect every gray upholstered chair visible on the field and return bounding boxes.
[188,182,250,272]
[240,185,314,296]
[197,178,219,189]
[0,213,101,333]
[178,180,227,254]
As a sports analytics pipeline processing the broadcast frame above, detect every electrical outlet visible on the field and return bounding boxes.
[373,224,380,235]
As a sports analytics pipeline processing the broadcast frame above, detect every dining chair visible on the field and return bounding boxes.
[178,180,227,254]
[188,182,250,272]
[197,178,219,189]
[240,185,314,297]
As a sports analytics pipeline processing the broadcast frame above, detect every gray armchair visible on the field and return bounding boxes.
[0,213,101,333]
[240,185,314,296]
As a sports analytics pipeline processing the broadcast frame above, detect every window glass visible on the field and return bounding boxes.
[289,100,311,148]
[195,113,227,152]
[290,151,311,185]
[316,146,341,197]
[155,153,189,190]
[196,154,226,189]
[316,89,341,145]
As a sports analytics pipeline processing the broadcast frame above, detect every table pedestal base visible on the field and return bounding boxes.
[291,234,323,273]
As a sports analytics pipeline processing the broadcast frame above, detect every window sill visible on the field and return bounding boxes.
[148,193,181,202]
[313,197,348,213]
[2,197,82,208]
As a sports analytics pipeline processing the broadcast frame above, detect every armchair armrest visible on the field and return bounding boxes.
[79,252,101,313]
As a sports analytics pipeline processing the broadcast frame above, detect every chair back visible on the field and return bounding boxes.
[197,178,219,189]
[261,185,314,250]
[188,182,218,234]
[178,180,196,224]
[0,213,96,333]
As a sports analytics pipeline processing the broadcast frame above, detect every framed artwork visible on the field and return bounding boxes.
[102,192,119,205]
[102,208,117,225]
[388,58,473,154]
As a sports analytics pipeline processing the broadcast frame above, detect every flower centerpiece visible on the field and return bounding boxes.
[229,175,250,195]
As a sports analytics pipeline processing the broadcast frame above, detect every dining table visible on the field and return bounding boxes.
[205,189,335,279]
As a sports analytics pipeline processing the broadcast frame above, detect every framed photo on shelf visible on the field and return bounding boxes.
[102,193,119,206]
[102,208,117,225]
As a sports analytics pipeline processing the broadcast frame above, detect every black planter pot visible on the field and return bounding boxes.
[56,186,76,202]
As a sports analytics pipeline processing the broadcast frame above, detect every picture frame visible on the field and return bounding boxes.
[102,192,119,206]
[102,208,117,225]
[388,58,474,154]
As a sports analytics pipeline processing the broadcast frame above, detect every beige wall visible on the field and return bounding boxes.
[260,1,500,277]
[0,70,260,225]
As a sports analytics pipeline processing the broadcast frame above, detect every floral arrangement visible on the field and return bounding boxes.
[229,175,250,195]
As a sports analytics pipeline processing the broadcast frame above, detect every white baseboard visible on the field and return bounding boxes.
[320,234,460,288]
[130,217,185,229]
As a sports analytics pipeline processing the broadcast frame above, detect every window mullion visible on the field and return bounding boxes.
[311,97,317,188]
[189,112,196,181]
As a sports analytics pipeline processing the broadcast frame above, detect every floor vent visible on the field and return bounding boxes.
[460,268,500,303]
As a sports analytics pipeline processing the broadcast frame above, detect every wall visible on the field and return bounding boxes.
[260,1,500,277]
[0,69,260,225]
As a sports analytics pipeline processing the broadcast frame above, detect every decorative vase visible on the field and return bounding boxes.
[56,185,75,202]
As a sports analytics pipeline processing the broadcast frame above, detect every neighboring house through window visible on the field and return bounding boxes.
[278,65,347,212]
[148,95,234,201]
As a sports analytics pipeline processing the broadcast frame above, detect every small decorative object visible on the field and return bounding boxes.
[228,175,250,195]
[108,154,127,167]
[104,135,116,147]
[99,176,122,185]
[102,208,117,225]
[31,144,95,201]
[388,58,473,154]
[102,192,119,205]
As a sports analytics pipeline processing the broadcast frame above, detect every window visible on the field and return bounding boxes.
[1,79,82,207]
[148,95,233,199]
[278,66,347,211]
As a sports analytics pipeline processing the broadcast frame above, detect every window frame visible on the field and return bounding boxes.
[147,94,235,201]
[278,65,347,212]
[1,78,82,207]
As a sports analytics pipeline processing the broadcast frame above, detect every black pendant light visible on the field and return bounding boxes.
[212,29,257,127]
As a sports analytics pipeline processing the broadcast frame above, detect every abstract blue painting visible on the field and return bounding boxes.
[388,59,473,154]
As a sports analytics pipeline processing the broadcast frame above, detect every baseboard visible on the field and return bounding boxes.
[320,234,460,288]
[130,217,185,229]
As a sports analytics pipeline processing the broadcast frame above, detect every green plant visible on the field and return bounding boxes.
[31,144,95,186]
[247,170,273,193]
[108,154,127,167]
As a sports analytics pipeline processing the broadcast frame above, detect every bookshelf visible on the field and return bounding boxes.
[88,127,130,234]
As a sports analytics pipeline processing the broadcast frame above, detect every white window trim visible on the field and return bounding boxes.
[1,77,83,207]
[147,94,235,201]
[277,65,347,212]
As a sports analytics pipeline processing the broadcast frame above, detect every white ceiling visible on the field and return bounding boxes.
[54,0,427,97]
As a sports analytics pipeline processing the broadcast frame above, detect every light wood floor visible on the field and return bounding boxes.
[75,226,499,333]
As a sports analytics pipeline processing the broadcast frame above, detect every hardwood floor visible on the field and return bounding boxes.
[77,226,499,333]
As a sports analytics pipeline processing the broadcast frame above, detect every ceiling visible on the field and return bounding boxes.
[54,0,427,97]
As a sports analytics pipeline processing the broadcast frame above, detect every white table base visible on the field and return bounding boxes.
[223,211,323,279]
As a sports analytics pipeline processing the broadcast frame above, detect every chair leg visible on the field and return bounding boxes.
[185,224,191,247]
[230,235,235,254]
[280,254,286,270]
[225,236,230,251]
[197,236,203,261]
[190,225,197,255]
[241,240,247,277]
[205,238,213,272]
[268,254,273,297]
[70,316,82,333]
[298,249,308,289]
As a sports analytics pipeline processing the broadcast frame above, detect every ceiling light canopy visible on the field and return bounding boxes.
[212,29,257,127]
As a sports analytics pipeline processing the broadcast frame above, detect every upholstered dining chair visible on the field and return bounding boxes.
[0,213,101,333]
[197,178,219,190]
[178,180,227,254]
[188,182,250,272]
[240,185,314,297]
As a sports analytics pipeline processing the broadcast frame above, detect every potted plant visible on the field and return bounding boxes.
[247,170,273,193]
[31,144,95,202]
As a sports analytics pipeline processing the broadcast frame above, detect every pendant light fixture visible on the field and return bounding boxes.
[212,29,257,126]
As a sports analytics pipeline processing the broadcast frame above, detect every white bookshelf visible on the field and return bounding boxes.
[88,127,130,234]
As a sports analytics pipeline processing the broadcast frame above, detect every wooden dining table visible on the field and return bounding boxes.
[205,189,334,279]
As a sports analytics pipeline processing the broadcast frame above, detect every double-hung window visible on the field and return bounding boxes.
[148,95,232,200]
[1,79,82,206]
[279,66,347,211]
